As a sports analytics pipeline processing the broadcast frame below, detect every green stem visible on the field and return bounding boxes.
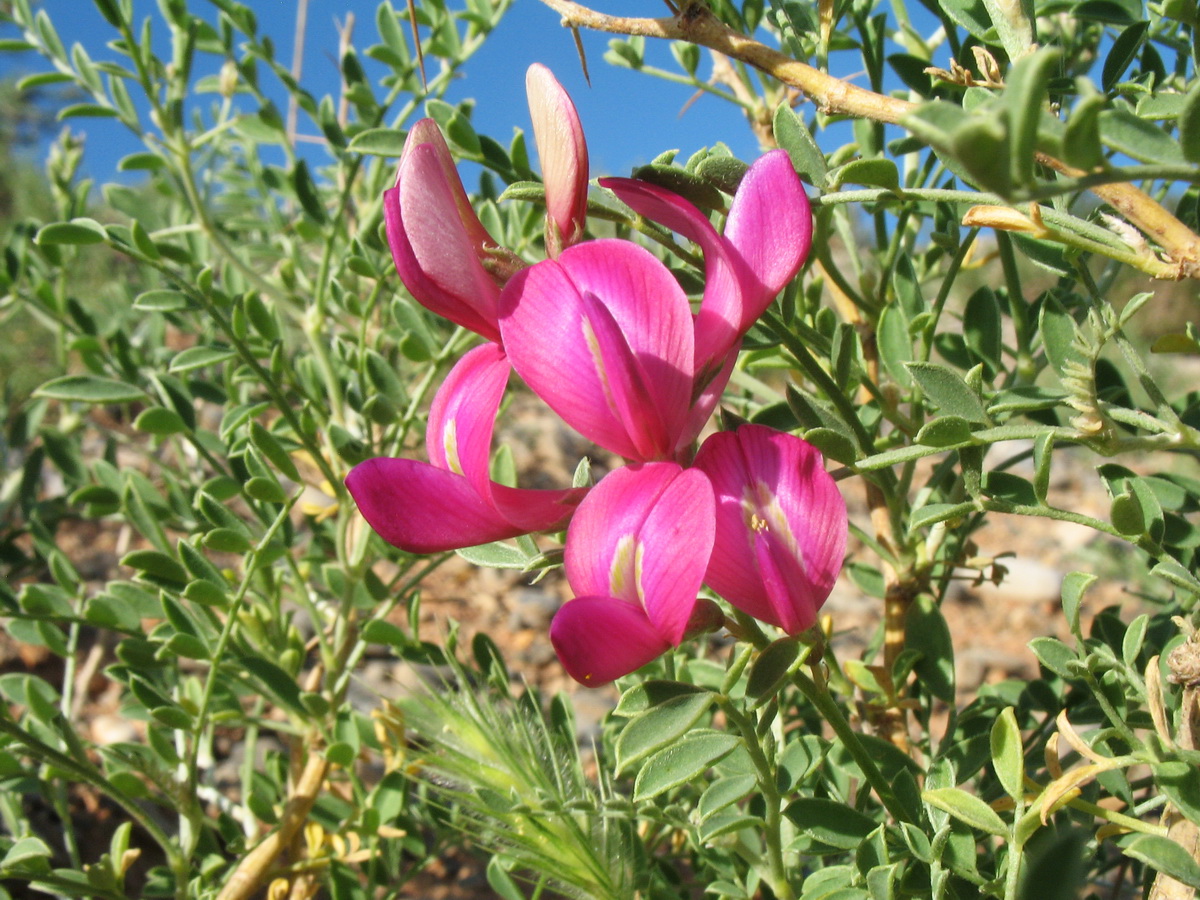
[184,491,303,802]
[719,698,795,900]
[760,309,878,454]
[790,668,914,824]
[0,716,186,882]
[994,233,1036,383]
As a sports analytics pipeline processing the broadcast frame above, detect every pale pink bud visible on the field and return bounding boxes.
[525,64,589,257]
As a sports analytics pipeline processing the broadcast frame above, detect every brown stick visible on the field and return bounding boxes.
[216,748,329,900]
[538,0,1200,279]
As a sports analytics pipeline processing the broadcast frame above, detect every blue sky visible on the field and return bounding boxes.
[0,1,770,184]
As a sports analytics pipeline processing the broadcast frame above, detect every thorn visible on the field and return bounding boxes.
[407,0,427,92]
[571,26,590,86]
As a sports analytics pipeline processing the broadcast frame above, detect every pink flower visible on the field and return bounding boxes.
[526,64,589,257]
[601,151,812,441]
[384,119,519,343]
[550,463,716,685]
[498,238,696,462]
[345,343,586,553]
[692,425,846,635]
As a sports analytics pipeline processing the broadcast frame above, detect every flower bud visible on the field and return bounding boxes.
[526,64,589,257]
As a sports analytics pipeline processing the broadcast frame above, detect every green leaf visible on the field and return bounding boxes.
[133,289,190,311]
[983,471,1039,506]
[990,707,1024,800]
[1059,573,1093,642]
[1155,760,1200,824]
[151,704,193,730]
[426,99,480,157]
[1063,89,1106,169]
[249,422,301,483]
[1180,79,1200,164]
[347,127,408,156]
[964,287,1002,378]
[699,774,757,821]
[613,680,710,717]
[777,735,828,792]
[291,159,326,222]
[183,580,228,608]
[633,731,741,801]
[773,102,827,186]
[1100,108,1184,164]
[134,408,187,436]
[485,857,526,900]
[35,375,145,404]
[1110,490,1145,536]
[906,362,989,422]
[120,550,187,586]
[616,690,714,773]
[802,427,858,465]
[169,345,235,373]
[915,416,976,448]
[785,798,878,849]
[877,305,914,389]
[1004,48,1061,187]
[1152,558,1200,598]
[829,158,900,192]
[239,656,303,715]
[204,528,253,554]
[1122,834,1200,887]
[58,103,119,120]
[1039,296,1084,376]
[746,637,800,700]
[910,501,975,531]
[936,0,994,42]
[35,218,107,245]
[455,542,530,570]
[951,116,1012,195]
[245,476,287,504]
[923,787,1007,836]
[1029,636,1077,678]
[1,836,53,868]
[1102,21,1148,91]
[906,594,955,702]
[1122,613,1149,667]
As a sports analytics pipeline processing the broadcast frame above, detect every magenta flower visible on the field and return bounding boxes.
[384,119,519,343]
[550,463,715,685]
[345,343,586,553]
[692,425,846,635]
[499,238,696,462]
[526,64,589,257]
[602,150,812,378]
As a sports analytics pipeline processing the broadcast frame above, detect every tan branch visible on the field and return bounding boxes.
[539,0,1200,279]
[216,747,330,900]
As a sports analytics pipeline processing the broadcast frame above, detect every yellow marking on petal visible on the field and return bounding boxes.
[609,533,637,598]
[580,314,621,422]
[741,480,804,567]
[442,420,464,476]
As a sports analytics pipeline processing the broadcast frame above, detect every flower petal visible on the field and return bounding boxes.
[600,176,750,377]
[565,463,678,598]
[426,343,586,532]
[550,595,671,686]
[386,142,502,341]
[526,64,589,255]
[693,425,846,633]
[345,457,528,554]
[564,463,713,645]
[722,150,812,326]
[499,240,694,460]
[636,467,715,643]
[401,119,498,255]
[426,344,509,497]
